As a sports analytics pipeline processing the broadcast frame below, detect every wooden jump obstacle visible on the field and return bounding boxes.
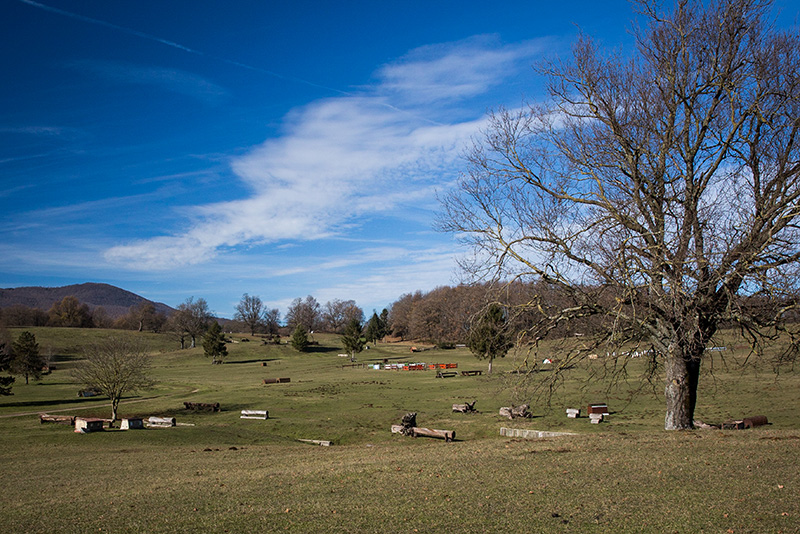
[184,401,220,412]
[240,410,269,420]
[452,400,477,413]
[147,416,176,427]
[499,404,532,420]
[263,377,291,384]
[392,412,455,442]
[40,413,75,425]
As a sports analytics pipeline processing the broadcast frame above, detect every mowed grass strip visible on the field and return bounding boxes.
[0,328,798,532]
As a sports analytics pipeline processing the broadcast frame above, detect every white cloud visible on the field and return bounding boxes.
[104,36,539,271]
[377,35,547,104]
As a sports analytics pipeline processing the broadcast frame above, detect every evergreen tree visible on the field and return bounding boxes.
[467,304,512,374]
[202,321,228,364]
[12,331,43,384]
[0,330,15,395]
[290,324,310,352]
[365,312,382,344]
[340,318,366,361]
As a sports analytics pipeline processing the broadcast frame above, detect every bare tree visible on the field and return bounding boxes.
[285,296,321,332]
[234,294,265,335]
[72,337,154,425]
[263,308,281,336]
[322,299,364,333]
[440,0,800,430]
[171,297,211,348]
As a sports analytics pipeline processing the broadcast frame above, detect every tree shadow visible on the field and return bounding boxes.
[224,358,282,365]
[0,396,107,409]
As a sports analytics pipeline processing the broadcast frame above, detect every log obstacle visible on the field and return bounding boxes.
[743,415,768,428]
[460,370,482,376]
[391,424,455,442]
[499,404,532,419]
[148,416,176,427]
[298,439,332,446]
[40,413,75,425]
[392,412,455,442]
[184,401,220,412]
[566,408,581,418]
[240,410,269,420]
[723,415,769,429]
[263,377,291,384]
[452,400,477,413]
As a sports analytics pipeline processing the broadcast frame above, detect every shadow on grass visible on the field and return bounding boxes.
[305,346,341,354]
[224,358,282,365]
[0,396,109,409]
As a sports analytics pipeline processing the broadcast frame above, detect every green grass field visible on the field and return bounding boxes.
[1,328,798,533]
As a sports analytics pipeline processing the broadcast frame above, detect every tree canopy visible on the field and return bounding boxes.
[440,0,800,429]
[234,294,266,336]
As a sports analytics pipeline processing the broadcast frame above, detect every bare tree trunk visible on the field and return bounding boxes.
[487,357,493,375]
[110,397,120,426]
[664,349,701,430]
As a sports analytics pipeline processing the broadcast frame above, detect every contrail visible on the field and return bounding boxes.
[17,0,444,125]
[17,0,351,96]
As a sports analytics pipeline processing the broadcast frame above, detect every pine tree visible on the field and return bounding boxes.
[365,312,382,344]
[467,304,512,374]
[0,331,15,395]
[290,324,310,352]
[340,318,366,361]
[202,321,228,364]
[12,331,43,384]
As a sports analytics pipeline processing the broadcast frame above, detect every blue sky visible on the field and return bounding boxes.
[2,1,797,319]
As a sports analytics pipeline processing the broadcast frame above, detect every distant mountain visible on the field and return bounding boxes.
[0,283,174,319]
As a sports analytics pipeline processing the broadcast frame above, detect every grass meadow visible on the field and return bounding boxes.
[0,327,798,533]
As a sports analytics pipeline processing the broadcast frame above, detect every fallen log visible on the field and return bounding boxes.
[743,415,768,428]
[452,400,477,413]
[183,401,220,412]
[391,424,455,442]
[40,413,75,425]
[724,415,769,429]
[263,377,291,384]
[499,404,532,419]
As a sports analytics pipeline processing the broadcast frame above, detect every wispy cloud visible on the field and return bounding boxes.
[68,60,227,104]
[377,35,547,105]
[104,37,542,271]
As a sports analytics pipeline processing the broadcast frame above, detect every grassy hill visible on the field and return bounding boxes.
[0,327,797,533]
